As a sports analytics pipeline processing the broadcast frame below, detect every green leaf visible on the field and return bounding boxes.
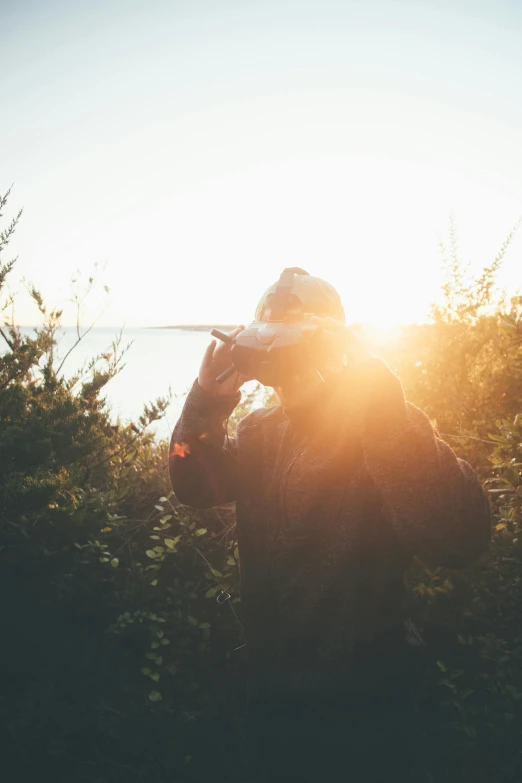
[496,522,507,531]
[160,515,173,524]
[141,667,152,676]
[110,558,119,568]
[148,690,162,702]
[146,550,157,559]
[205,587,217,599]
[188,616,198,627]
[160,638,170,645]
[195,528,207,537]
[149,672,160,682]
[199,622,211,630]
[155,505,164,511]
[150,579,158,586]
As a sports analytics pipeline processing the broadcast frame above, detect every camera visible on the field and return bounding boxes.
[211,268,346,387]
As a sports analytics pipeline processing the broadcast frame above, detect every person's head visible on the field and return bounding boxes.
[254,269,345,407]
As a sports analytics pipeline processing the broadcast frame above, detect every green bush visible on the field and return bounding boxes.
[2,187,522,781]
[373,218,522,473]
[403,410,522,782]
[0,188,246,781]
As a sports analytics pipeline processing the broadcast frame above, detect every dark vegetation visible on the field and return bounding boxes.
[1,188,522,781]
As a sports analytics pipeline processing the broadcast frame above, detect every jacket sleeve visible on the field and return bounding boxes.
[354,357,492,568]
[169,379,242,508]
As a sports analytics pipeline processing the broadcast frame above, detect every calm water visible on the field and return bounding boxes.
[19,327,252,441]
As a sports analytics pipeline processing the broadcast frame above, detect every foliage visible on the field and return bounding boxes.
[370,218,522,474]
[404,405,522,782]
[2,187,522,781]
[393,222,522,782]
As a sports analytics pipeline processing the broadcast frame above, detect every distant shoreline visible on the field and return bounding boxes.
[17,324,241,333]
[148,325,238,332]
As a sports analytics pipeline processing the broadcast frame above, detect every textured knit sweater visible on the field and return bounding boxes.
[169,356,491,706]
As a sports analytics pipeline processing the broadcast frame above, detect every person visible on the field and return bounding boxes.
[169,270,492,782]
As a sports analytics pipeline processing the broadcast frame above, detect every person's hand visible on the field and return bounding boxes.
[302,313,368,365]
[198,325,247,398]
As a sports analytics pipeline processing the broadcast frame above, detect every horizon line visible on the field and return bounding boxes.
[15,320,431,331]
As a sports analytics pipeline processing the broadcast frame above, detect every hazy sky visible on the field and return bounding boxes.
[3,0,522,327]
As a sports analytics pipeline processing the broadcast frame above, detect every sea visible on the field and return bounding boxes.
[17,326,254,442]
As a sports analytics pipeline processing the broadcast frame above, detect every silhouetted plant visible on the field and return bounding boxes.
[2,188,522,782]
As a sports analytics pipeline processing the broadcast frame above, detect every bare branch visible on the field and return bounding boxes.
[0,326,14,350]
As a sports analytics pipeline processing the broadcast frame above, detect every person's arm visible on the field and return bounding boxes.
[169,379,241,508]
[169,325,246,508]
[354,357,492,568]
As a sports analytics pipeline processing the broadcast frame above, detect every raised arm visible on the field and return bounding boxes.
[169,380,241,507]
[169,326,246,508]
[354,357,492,568]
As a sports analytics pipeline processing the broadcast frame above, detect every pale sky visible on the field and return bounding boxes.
[2,0,522,328]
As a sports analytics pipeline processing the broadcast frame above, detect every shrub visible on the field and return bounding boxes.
[0,188,244,781]
[2,187,522,782]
